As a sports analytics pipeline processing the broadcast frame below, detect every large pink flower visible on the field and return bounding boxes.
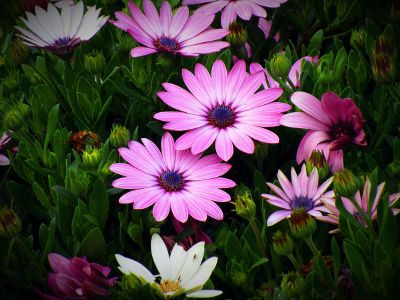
[154,59,291,161]
[262,164,334,226]
[110,0,230,57]
[110,132,236,223]
[183,0,288,28]
[250,56,317,89]
[280,91,367,172]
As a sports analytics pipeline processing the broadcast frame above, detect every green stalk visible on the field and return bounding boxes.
[249,218,271,278]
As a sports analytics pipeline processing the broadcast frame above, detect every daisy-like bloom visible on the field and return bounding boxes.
[262,164,334,226]
[183,0,288,28]
[154,59,291,161]
[0,133,17,166]
[280,91,367,172]
[16,1,108,56]
[115,233,222,299]
[110,0,230,58]
[109,132,235,223]
[317,178,400,231]
[250,56,317,89]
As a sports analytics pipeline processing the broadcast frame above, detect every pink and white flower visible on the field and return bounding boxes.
[111,0,230,57]
[250,56,317,89]
[262,164,334,226]
[280,91,367,172]
[109,132,236,223]
[154,59,291,161]
[183,0,288,28]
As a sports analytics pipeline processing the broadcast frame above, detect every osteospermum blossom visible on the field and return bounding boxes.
[110,132,235,223]
[154,59,291,161]
[280,91,367,172]
[317,178,400,230]
[16,1,108,55]
[116,234,222,298]
[111,0,230,57]
[262,164,334,226]
[250,56,317,89]
[183,0,288,28]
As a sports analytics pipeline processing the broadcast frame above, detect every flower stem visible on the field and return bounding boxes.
[305,237,320,258]
[249,218,271,277]
[287,253,301,270]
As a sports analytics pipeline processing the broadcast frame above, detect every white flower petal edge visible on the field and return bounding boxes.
[187,290,223,298]
[115,254,156,283]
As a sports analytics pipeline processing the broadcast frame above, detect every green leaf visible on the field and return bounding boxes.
[248,257,269,272]
[32,181,52,210]
[44,104,59,151]
[225,231,242,260]
[89,179,109,230]
[79,227,106,262]
[308,29,324,51]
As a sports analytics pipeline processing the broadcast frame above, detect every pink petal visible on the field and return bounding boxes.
[312,177,333,200]
[142,0,161,33]
[290,168,301,197]
[201,200,224,220]
[170,6,189,37]
[266,183,290,202]
[164,119,209,131]
[227,127,255,154]
[182,68,213,107]
[194,63,217,107]
[153,193,172,221]
[126,28,154,48]
[171,193,189,223]
[119,186,164,204]
[235,1,253,20]
[128,1,158,37]
[179,42,230,55]
[288,57,313,87]
[189,154,222,171]
[267,210,292,226]
[185,195,208,222]
[237,112,283,127]
[118,147,159,175]
[327,149,344,173]
[160,1,173,36]
[291,91,330,125]
[221,3,237,28]
[245,1,267,17]
[196,0,229,15]
[307,168,319,199]
[215,130,234,161]
[130,47,157,57]
[112,176,157,189]
[235,88,284,112]
[277,170,295,200]
[234,124,279,144]
[186,184,231,202]
[231,71,264,107]
[175,127,209,151]
[181,29,229,47]
[185,163,232,180]
[161,132,176,170]
[157,90,206,114]
[194,177,236,188]
[191,126,219,154]
[226,60,247,102]
[280,112,330,131]
[141,138,167,171]
[296,130,330,164]
[211,60,228,105]
[262,194,291,209]
[177,12,214,42]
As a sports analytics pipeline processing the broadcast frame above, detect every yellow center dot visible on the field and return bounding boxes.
[160,279,180,293]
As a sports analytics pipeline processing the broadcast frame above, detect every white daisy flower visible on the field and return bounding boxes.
[16,1,108,55]
[115,233,222,299]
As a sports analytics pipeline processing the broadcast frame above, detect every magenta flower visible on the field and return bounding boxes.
[250,56,317,89]
[37,253,116,300]
[110,0,230,57]
[183,0,288,28]
[154,59,290,161]
[280,91,367,172]
[318,179,400,231]
[109,132,236,223]
[262,164,334,226]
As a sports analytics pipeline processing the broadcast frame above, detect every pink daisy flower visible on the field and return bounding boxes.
[183,0,288,28]
[250,56,318,89]
[262,164,334,226]
[280,91,367,172]
[317,178,400,231]
[154,59,291,161]
[110,0,230,57]
[109,132,236,223]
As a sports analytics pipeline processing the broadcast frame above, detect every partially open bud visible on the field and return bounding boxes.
[82,147,102,170]
[84,50,106,75]
[69,130,100,154]
[350,27,366,50]
[0,206,21,238]
[272,230,294,256]
[289,208,316,239]
[333,169,362,198]
[9,38,30,64]
[305,150,330,180]
[227,21,248,48]
[231,270,247,286]
[3,70,20,89]
[3,103,31,131]
[234,184,256,221]
[280,272,305,299]
[110,124,130,148]
[269,54,291,78]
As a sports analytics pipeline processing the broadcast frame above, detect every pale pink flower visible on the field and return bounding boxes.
[280,91,367,172]
[318,178,400,231]
[154,59,291,161]
[258,18,279,42]
[183,0,288,28]
[250,55,317,89]
[262,164,334,226]
[110,132,236,223]
[110,0,229,57]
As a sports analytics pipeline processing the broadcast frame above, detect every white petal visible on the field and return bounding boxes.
[69,1,84,37]
[22,13,53,43]
[169,244,188,281]
[47,4,64,38]
[15,29,47,47]
[187,290,223,298]
[178,242,205,286]
[61,1,72,37]
[35,5,58,40]
[182,257,218,291]
[151,233,171,279]
[115,254,156,283]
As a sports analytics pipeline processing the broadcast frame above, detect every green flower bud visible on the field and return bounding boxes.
[333,169,362,198]
[3,70,20,89]
[388,160,400,177]
[110,124,130,148]
[350,27,366,50]
[9,38,30,64]
[231,271,247,286]
[280,272,305,299]
[272,230,294,256]
[0,206,21,238]
[269,54,291,78]
[234,184,256,221]
[227,21,248,48]
[101,162,114,179]
[371,29,397,84]
[3,103,30,131]
[305,150,330,181]
[84,50,106,75]
[82,147,102,170]
[289,208,316,239]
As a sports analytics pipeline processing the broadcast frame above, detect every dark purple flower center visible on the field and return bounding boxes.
[291,197,313,211]
[329,121,357,150]
[154,37,179,52]
[208,105,235,128]
[160,171,184,191]
[54,37,72,46]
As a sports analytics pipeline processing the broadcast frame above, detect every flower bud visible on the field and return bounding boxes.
[3,70,20,89]
[0,206,21,238]
[305,150,330,180]
[371,28,397,84]
[272,230,294,256]
[69,130,100,154]
[101,162,114,179]
[84,50,106,75]
[110,124,130,148]
[9,38,30,64]
[289,208,316,239]
[333,169,362,198]
[231,270,247,286]
[3,103,30,131]
[269,54,291,78]
[82,147,102,170]
[280,272,305,299]
[234,184,256,221]
[350,27,366,50]
[227,21,248,48]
